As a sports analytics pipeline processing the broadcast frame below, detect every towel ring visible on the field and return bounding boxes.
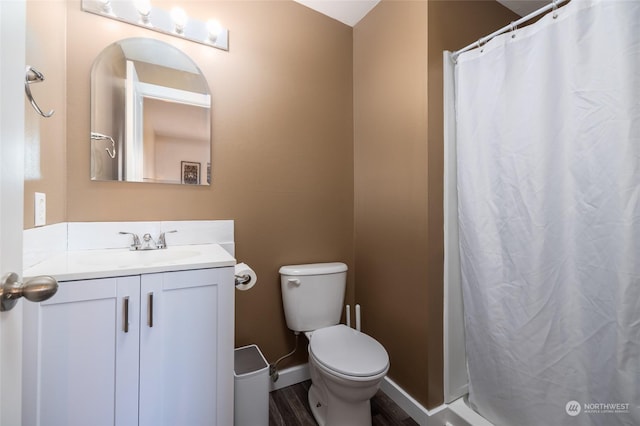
[25,66,54,118]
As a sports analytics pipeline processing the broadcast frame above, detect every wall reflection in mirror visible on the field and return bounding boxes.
[91,38,211,185]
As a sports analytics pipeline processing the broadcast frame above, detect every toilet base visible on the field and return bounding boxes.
[308,384,328,426]
[308,382,373,426]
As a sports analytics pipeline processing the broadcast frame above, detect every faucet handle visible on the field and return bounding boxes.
[157,230,177,249]
[119,232,142,250]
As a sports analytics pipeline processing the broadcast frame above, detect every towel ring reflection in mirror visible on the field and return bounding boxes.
[91,132,117,159]
[25,66,54,118]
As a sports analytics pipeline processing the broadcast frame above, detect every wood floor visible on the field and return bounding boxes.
[269,380,419,426]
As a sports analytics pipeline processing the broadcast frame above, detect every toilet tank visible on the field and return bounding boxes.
[279,262,347,332]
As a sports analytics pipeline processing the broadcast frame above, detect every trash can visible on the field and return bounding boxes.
[234,344,269,426]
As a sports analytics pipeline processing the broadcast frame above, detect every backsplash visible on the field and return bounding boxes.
[24,220,234,269]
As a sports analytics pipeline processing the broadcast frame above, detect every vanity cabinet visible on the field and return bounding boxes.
[23,267,234,426]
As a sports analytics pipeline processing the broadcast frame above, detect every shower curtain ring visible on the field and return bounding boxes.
[552,0,559,19]
[509,21,518,38]
[476,37,487,53]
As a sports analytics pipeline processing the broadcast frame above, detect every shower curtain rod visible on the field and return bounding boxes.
[452,0,570,61]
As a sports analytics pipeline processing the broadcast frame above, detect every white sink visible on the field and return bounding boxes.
[24,243,236,281]
[76,247,201,269]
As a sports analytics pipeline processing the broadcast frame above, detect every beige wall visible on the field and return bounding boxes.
[353,0,517,408]
[353,0,431,406]
[27,0,355,366]
[24,0,67,227]
[25,0,520,409]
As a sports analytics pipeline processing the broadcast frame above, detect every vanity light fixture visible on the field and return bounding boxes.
[81,0,229,51]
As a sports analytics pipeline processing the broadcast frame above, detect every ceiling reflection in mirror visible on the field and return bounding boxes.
[91,38,211,185]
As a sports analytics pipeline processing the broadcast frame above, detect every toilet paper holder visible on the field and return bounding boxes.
[234,262,257,291]
[235,274,251,286]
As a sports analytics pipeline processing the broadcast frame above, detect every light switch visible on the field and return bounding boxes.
[35,192,46,227]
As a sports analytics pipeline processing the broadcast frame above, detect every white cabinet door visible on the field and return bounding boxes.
[139,268,234,426]
[23,276,140,426]
[115,276,142,426]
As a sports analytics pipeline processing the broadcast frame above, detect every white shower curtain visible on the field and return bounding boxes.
[453,1,640,425]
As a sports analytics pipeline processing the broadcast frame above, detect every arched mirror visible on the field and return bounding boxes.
[91,38,211,185]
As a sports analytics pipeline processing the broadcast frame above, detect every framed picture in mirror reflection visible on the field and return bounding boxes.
[181,161,200,185]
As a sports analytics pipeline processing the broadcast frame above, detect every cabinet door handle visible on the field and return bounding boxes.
[123,296,129,333]
[147,292,154,327]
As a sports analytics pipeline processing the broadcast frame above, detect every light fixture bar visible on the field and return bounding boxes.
[81,0,229,51]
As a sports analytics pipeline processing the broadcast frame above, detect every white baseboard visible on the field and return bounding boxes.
[379,376,429,424]
[380,376,450,425]
[269,363,310,392]
[447,398,493,426]
[267,364,485,426]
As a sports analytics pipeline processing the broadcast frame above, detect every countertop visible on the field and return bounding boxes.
[24,244,236,281]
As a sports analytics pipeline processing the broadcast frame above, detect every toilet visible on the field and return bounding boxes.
[279,262,389,426]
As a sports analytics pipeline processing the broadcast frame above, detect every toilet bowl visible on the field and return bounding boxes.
[306,325,389,426]
[279,263,390,426]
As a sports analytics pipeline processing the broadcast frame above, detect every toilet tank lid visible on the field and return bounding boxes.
[279,262,347,276]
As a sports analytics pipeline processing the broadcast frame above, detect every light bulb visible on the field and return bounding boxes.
[206,20,221,43]
[170,7,187,34]
[98,0,112,13]
[134,0,151,24]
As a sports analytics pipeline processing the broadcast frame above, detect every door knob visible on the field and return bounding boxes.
[0,272,58,311]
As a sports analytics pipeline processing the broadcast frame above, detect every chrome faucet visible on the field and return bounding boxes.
[141,233,157,250]
[119,230,177,250]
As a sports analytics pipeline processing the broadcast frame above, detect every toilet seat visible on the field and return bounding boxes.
[309,325,389,378]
